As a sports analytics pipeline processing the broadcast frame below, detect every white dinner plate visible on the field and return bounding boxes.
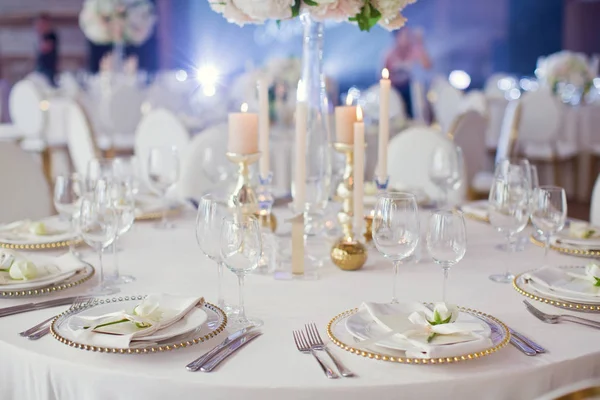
[0,253,87,290]
[522,266,600,305]
[0,216,76,245]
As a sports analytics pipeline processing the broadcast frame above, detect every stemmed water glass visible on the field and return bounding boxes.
[220,216,263,330]
[429,145,464,207]
[78,179,118,290]
[530,186,567,266]
[147,146,180,229]
[372,192,420,304]
[107,180,136,284]
[196,194,241,313]
[86,158,114,193]
[426,210,467,302]
[54,174,83,256]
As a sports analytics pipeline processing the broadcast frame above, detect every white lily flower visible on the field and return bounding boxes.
[586,263,600,286]
[430,303,459,325]
[9,260,37,280]
[132,295,163,327]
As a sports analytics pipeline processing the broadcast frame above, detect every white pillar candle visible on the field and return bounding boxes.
[377,68,391,180]
[353,106,365,234]
[294,81,307,211]
[228,103,259,154]
[258,77,270,177]
[335,95,357,144]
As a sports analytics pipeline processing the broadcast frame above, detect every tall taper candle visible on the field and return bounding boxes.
[335,95,357,144]
[353,106,365,233]
[258,77,270,176]
[294,81,307,211]
[228,103,258,154]
[377,68,391,179]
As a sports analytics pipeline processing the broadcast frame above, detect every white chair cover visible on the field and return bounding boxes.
[135,108,190,181]
[387,126,466,205]
[591,174,600,226]
[360,84,405,124]
[9,80,46,139]
[66,101,99,176]
[0,142,52,223]
[485,98,509,149]
[105,84,144,149]
[450,111,488,189]
[484,73,515,99]
[459,90,488,116]
[178,123,229,201]
[431,80,463,134]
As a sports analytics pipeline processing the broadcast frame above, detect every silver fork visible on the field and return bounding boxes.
[524,300,600,329]
[23,297,93,340]
[293,330,339,379]
[305,323,355,377]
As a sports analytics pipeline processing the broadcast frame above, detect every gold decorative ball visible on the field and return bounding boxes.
[330,238,368,271]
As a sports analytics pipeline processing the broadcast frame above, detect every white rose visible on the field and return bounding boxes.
[234,0,294,20]
[378,12,408,31]
[372,0,415,20]
[209,0,261,26]
[309,0,363,22]
[9,260,37,280]
[430,303,459,325]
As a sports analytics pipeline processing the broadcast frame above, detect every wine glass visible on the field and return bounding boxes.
[372,192,420,304]
[488,170,530,283]
[196,194,241,313]
[426,209,467,302]
[107,180,136,284]
[220,216,263,330]
[429,145,464,207]
[78,179,118,290]
[86,158,114,194]
[531,186,567,266]
[54,174,83,256]
[146,146,180,229]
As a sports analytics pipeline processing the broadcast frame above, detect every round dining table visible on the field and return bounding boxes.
[1,207,599,400]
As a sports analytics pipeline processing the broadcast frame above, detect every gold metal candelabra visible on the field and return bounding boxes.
[226,152,261,217]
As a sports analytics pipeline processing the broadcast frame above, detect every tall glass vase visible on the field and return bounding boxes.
[112,41,125,73]
[293,13,332,235]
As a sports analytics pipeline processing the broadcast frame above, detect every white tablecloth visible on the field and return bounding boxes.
[1,209,599,400]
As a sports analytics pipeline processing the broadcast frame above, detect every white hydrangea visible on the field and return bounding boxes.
[372,0,415,20]
[234,0,295,21]
[209,0,261,26]
[309,0,363,22]
[378,12,408,31]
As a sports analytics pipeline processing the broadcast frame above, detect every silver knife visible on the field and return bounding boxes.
[509,335,536,356]
[509,328,546,354]
[200,331,262,372]
[186,326,255,371]
[0,296,80,318]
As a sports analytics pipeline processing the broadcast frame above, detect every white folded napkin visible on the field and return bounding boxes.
[553,223,600,249]
[0,216,72,244]
[360,302,492,359]
[524,266,600,298]
[0,252,83,288]
[68,294,203,348]
[461,200,489,219]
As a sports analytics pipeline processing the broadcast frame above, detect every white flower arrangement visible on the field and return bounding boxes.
[209,0,417,31]
[537,51,595,95]
[79,0,157,45]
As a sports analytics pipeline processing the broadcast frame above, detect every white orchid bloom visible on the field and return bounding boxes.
[28,222,47,236]
[430,303,459,325]
[9,260,38,280]
[132,295,164,327]
[586,263,600,287]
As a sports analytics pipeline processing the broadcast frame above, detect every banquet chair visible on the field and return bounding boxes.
[485,97,509,152]
[135,108,191,181]
[387,126,467,205]
[591,174,600,226]
[585,104,600,197]
[0,142,52,223]
[101,84,144,157]
[178,123,229,201]
[429,79,463,134]
[447,110,488,198]
[459,90,488,117]
[484,73,515,99]
[516,87,578,192]
[66,100,101,176]
[471,100,522,197]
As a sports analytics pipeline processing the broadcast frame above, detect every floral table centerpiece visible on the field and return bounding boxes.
[536,51,596,105]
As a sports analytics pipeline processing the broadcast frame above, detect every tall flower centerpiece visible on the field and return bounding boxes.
[536,51,596,105]
[79,0,157,71]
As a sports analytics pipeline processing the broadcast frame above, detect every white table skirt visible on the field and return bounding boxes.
[1,209,599,400]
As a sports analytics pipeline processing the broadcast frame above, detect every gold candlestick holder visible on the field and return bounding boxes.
[330,143,367,271]
[226,152,261,216]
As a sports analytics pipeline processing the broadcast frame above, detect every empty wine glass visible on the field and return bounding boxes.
[54,174,83,256]
[488,170,530,283]
[147,146,179,229]
[372,192,420,304]
[426,210,467,302]
[220,216,263,330]
[429,145,464,207]
[108,180,136,284]
[78,180,118,290]
[531,186,567,266]
[86,158,114,194]
[196,194,241,313]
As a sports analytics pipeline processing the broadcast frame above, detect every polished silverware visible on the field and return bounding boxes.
[186,326,255,371]
[200,331,262,372]
[293,330,339,379]
[28,325,51,340]
[305,323,355,377]
[509,328,546,354]
[524,300,600,329]
[24,297,93,340]
[0,296,82,318]
[19,315,56,337]
[509,334,536,356]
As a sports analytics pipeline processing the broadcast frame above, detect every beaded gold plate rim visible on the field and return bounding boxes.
[326,306,510,365]
[50,296,227,354]
[513,268,600,313]
[0,263,95,298]
[530,235,600,258]
[0,238,82,251]
[135,207,182,221]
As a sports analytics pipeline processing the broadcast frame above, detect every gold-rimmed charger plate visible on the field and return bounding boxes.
[50,295,227,354]
[0,238,82,251]
[513,267,600,313]
[326,306,510,365]
[0,262,94,298]
[530,235,600,258]
[135,207,182,221]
